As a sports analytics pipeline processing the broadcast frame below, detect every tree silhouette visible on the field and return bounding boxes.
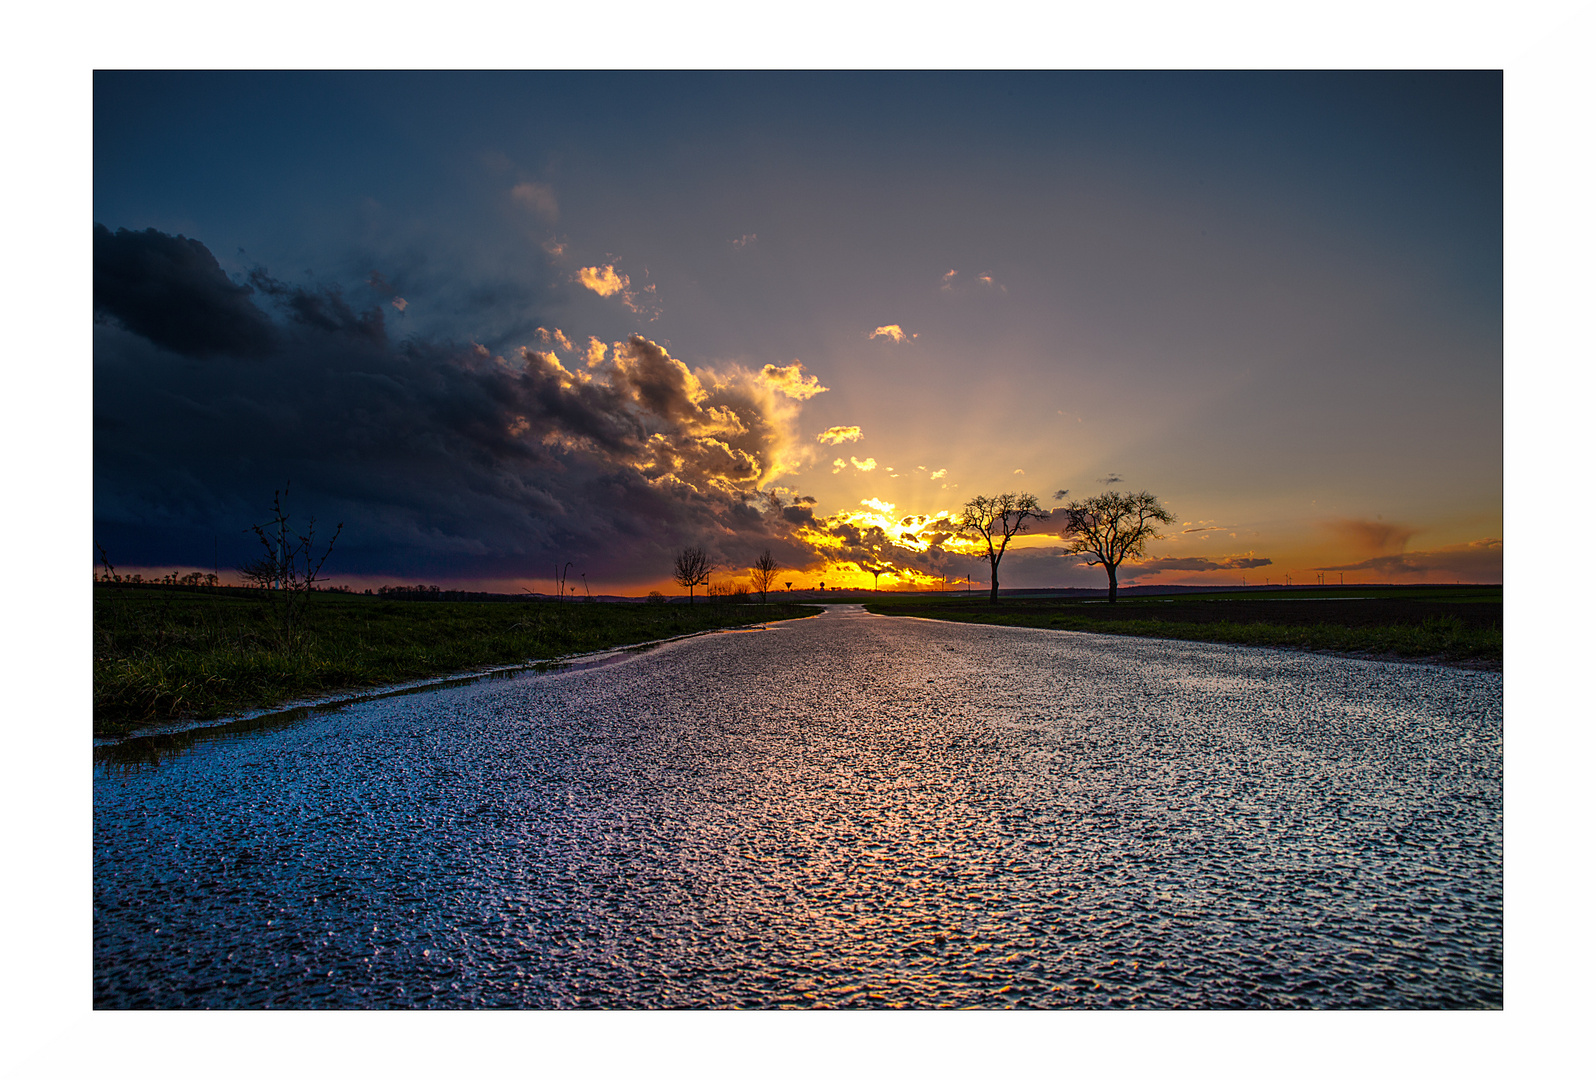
[673,546,712,605]
[750,549,780,604]
[1056,489,1174,602]
[957,492,1047,603]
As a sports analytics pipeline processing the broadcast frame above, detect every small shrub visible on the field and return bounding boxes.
[646,590,666,604]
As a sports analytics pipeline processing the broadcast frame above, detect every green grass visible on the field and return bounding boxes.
[864,592,1501,668]
[94,587,818,737]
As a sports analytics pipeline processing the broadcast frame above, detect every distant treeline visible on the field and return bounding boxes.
[93,580,555,603]
[95,571,221,588]
[91,580,766,604]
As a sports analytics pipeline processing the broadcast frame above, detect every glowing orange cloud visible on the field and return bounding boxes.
[817,425,863,445]
[577,264,629,297]
[534,327,573,351]
[758,363,827,400]
[869,324,913,343]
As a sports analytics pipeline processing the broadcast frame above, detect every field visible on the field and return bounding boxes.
[93,586,818,737]
[864,586,1501,669]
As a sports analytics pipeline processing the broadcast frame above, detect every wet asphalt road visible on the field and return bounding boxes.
[94,605,1502,1008]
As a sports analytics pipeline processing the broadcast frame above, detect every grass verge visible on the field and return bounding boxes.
[864,593,1501,669]
[94,587,818,737]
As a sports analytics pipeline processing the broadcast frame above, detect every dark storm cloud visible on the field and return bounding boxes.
[249,270,387,343]
[1225,557,1273,570]
[1118,554,1273,580]
[611,336,707,427]
[94,228,828,585]
[93,224,277,358]
[780,504,815,527]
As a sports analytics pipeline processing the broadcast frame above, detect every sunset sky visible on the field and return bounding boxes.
[93,70,1503,594]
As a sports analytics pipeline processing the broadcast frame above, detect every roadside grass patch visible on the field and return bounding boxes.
[95,588,818,736]
[1038,615,1499,662]
[865,595,1499,668]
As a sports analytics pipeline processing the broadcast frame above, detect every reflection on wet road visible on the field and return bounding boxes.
[94,605,1502,1008]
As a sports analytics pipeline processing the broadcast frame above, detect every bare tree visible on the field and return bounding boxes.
[750,549,780,604]
[240,483,343,647]
[673,546,712,605]
[237,553,281,589]
[1056,489,1174,603]
[957,492,1048,603]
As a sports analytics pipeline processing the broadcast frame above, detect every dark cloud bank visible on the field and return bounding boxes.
[94,226,1276,591]
[93,225,831,587]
